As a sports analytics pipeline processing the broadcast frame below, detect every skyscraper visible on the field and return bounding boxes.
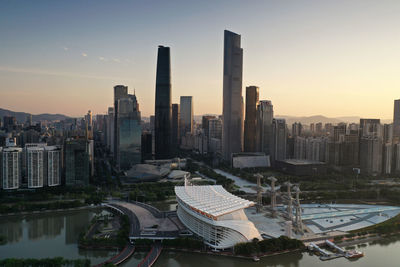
[113,85,128,157]
[65,139,90,186]
[171,104,180,152]
[155,46,172,159]
[222,30,244,161]
[180,96,193,139]
[256,101,274,156]
[244,86,259,152]
[117,94,142,170]
[393,99,400,141]
[272,119,287,162]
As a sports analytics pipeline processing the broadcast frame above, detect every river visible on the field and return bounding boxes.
[154,236,400,267]
[2,209,400,266]
[0,209,118,265]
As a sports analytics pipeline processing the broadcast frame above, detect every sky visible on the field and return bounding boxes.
[1,0,400,119]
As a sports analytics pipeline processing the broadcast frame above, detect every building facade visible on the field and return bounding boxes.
[244,86,259,152]
[180,96,193,140]
[1,147,22,189]
[155,46,172,159]
[222,30,244,161]
[175,185,261,249]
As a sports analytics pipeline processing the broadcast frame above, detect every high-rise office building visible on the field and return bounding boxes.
[256,101,274,156]
[65,139,90,186]
[107,107,114,152]
[155,46,172,159]
[272,119,287,162]
[180,96,193,140]
[27,146,44,188]
[292,122,303,137]
[244,86,259,152]
[113,85,128,157]
[141,132,152,161]
[393,99,400,140]
[202,116,215,136]
[171,104,180,151]
[208,118,223,154]
[116,94,142,170]
[1,147,22,190]
[222,30,244,161]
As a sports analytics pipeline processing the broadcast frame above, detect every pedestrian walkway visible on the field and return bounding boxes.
[137,241,163,267]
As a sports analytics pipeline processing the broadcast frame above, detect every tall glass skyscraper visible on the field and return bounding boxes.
[155,45,172,159]
[256,100,274,156]
[244,86,259,152]
[180,96,193,139]
[117,95,142,170]
[222,30,243,161]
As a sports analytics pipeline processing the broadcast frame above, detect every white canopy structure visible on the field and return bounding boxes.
[175,185,261,249]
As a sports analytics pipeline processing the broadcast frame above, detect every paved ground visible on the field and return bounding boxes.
[213,169,270,194]
[113,201,179,231]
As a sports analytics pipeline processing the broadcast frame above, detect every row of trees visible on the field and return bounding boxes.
[0,186,100,204]
[0,200,85,214]
[0,257,90,267]
[234,236,305,256]
[128,182,176,202]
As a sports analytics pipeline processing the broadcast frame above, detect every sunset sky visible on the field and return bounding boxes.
[1,0,400,119]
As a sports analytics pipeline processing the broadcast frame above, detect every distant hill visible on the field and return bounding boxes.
[190,114,391,125]
[275,115,391,125]
[0,108,70,123]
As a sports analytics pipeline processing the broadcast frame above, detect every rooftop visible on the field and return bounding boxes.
[175,185,254,218]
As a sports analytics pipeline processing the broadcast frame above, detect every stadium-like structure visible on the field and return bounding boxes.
[175,184,261,249]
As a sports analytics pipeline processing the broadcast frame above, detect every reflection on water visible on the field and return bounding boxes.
[154,236,400,267]
[0,209,117,265]
[27,214,64,240]
[0,217,23,244]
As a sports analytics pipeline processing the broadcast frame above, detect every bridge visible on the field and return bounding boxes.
[96,201,185,267]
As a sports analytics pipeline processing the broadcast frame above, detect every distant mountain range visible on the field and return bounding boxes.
[275,115,391,125]
[191,114,391,125]
[0,108,70,123]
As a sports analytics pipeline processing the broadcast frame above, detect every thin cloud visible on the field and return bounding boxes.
[62,46,69,51]
[0,66,133,81]
[81,52,88,57]
[112,58,121,63]
[98,56,107,61]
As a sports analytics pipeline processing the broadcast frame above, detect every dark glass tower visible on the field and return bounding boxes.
[155,46,172,159]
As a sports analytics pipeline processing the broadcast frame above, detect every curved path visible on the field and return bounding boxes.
[137,241,163,267]
[93,203,139,267]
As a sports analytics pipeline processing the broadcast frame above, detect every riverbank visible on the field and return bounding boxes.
[0,204,100,218]
[162,247,304,260]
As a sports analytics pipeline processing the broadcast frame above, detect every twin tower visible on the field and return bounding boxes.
[154,31,243,161]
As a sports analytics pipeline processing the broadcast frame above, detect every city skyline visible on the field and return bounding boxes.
[1,0,400,119]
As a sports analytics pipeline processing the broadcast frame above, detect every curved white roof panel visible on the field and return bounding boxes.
[175,185,254,218]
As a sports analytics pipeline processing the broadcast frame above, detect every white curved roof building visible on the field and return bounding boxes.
[175,185,261,249]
